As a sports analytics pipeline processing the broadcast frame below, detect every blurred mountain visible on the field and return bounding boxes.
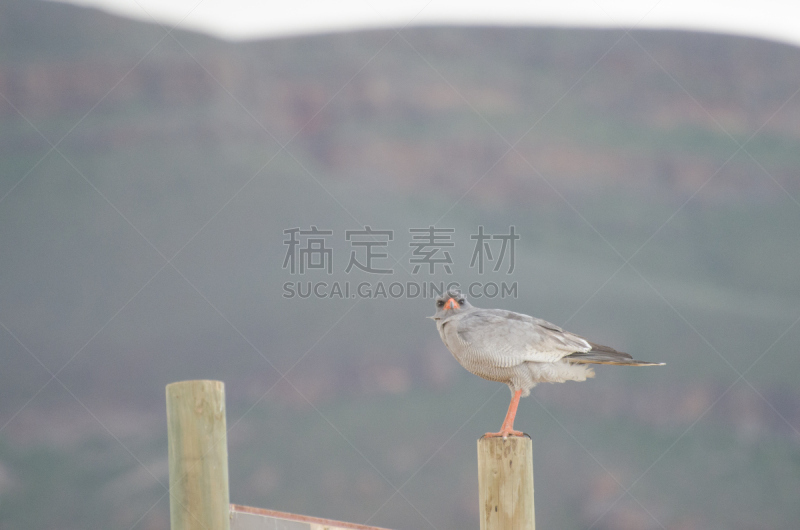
[4,0,800,200]
[2,1,800,529]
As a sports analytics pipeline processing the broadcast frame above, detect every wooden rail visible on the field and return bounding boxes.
[230,504,392,530]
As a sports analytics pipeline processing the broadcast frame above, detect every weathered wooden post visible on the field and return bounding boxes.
[166,380,230,530]
[477,435,535,530]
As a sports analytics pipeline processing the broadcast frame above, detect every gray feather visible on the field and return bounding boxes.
[566,348,665,366]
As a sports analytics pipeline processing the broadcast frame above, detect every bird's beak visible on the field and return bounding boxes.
[427,315,439,320]
[444,298,459,310]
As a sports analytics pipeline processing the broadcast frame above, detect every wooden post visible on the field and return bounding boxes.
[477,435,535,530]
[166,380,230,530]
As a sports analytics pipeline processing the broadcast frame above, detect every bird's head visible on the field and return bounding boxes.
[430,289,471,320]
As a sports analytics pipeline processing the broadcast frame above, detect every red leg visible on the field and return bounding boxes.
[485,389,524,439]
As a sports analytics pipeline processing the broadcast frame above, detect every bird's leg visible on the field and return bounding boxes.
[484,389,524,439]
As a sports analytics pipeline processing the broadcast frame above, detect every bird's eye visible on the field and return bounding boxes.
[437,300,444,307]
[458,299,465,305]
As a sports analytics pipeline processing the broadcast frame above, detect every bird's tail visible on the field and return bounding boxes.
[565,342,665,366]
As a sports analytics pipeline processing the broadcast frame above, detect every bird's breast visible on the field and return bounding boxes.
[440,322,503,374]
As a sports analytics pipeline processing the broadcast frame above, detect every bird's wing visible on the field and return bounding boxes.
[452,309,592,366]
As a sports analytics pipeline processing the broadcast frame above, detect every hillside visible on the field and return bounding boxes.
[2,1,800,529]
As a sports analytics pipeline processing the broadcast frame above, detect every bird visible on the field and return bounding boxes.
[430,288,664,438]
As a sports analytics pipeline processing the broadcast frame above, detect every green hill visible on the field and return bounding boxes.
[2,1,800,528]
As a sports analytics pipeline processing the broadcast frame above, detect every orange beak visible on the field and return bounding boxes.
[444,298,460,310]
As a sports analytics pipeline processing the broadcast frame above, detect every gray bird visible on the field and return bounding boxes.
[430,289,664,438]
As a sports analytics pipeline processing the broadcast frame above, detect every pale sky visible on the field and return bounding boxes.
[54,0,800,48]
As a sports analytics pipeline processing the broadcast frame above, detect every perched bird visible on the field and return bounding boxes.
[430,289,664,438]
